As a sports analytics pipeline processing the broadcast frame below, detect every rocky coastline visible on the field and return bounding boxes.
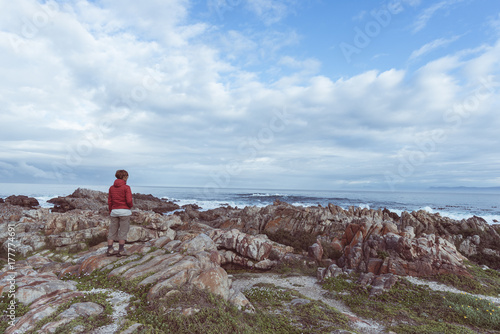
[1,188,500,333]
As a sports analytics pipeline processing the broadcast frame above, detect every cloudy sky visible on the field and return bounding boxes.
[1,0,499,191]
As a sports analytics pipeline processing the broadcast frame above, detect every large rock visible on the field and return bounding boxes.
[334,221,469,277]
[5,195,39,208]
[308,241,323,262]
[179,200,500,269]
[60,234,252,311]
[48,188,180,213]
[190,266,230,299]
[209,229,274,262]
[0,263,78,306]
[131,211,182,233]
[48,188,108,213]
[132,193,180,213]
[356,272,399,296]
[44,210,107,235]
[0,204,182,253]
[127,225,157,242]
[48,197,76,213]
[317,263,345,281]
[177,233,217,255]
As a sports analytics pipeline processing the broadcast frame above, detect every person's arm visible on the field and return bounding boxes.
[126,186,133,209]
[108,188,113,213]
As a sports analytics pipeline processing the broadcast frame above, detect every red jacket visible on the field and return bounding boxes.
[108,179,133,213]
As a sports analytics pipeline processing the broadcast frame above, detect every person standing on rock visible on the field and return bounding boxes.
[107,169,133,257]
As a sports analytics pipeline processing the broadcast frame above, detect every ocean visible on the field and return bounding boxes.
[0,183,499,225]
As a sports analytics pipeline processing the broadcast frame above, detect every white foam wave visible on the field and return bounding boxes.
[164,198,253,211]
[416,206,499,225]
[36,196,56,208]
[291,201,319,207]
[249,193,286,197]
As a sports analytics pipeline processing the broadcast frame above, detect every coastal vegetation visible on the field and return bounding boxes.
[322,263,500,333]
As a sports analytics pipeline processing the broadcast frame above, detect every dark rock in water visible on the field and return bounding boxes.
[132,193,180,213]
[5,195,39,208]
[47,188,180,214]
[48,197,76,213]
[48,188,107,213]
[182,204,201,210]
[70,188,107,200]
[132,193,162,201]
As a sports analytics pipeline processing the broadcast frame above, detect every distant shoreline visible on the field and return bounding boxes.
[429,186,500,193]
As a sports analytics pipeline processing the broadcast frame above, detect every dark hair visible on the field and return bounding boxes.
[115,170,129,179]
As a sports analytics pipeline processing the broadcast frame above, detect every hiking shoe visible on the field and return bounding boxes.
[117,249,129,257]
[106,248,118,257]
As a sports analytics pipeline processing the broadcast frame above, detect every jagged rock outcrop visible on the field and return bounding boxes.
[179,201,500,269]
[308,239,324,262]
[0,202,24,222]
[131,193,180,213]
[207,228,294,270]
[5,195,39,208]
[179,201,390,238]
[317,219,473,295]
[48,188,108,213]
[324,221,469,278]
[23,188,499,270]
[48,188,179,214]
[0,203,183,256]
[3,191,499,271]
[399,211,490,240]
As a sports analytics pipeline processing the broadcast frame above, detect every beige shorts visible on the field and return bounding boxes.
[108,216,131,241]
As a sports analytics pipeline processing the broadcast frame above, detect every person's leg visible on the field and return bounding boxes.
[107,217,119,256]
[117,216,131,256]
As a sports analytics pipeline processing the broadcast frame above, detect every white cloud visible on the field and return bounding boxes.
[462,39,500,81]
[412,0,463,33]
[245,0,295,25]
[18,162,58,180]
[97,0,191,44]
[0,0,499,189]
[409,35,461,60]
